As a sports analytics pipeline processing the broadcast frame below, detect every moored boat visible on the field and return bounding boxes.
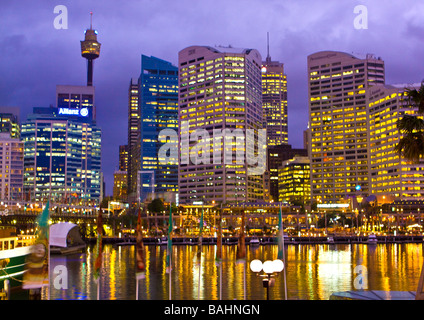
[367,233,378,244]
[249,237,260,246]
[0,227,33,290]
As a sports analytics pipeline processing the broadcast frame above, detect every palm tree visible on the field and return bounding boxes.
[395,82,424,162]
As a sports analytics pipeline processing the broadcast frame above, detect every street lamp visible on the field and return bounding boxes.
[250,259,284,300]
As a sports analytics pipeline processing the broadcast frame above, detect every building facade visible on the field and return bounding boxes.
[278,156,311,204]
[138,55,179,203]
[368,84,424,201]
[308,51,385,204]
[261,56,288,146]
[267,144,307,202]
[0,107,20,139]
[0,133,24,202]
[22,99,101,205]
[127,78,141,203]
[178,45,264,205]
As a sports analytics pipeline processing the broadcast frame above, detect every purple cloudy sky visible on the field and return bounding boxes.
[1,0,424,196]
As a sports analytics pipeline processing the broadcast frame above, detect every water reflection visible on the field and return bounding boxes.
[45,243,423,300]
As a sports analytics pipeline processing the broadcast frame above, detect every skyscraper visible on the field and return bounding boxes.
[308,51,385,204]
[368,83,424,201]
[178,45,264,205]
[138,55,178,202]
[261,36,288,146]
[127,78,141,204]
[22,97,101,204]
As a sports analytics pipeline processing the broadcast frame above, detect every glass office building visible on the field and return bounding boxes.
[138,55,178,202]
[22,86,101,205]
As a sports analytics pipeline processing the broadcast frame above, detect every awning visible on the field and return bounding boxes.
[50,222,79,248]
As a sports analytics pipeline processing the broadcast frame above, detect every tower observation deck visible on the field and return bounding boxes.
[80,12,101,86]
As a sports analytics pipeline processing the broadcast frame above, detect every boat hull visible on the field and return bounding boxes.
[0,246,31,289]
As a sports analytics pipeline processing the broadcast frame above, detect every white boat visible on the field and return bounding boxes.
[158,236,168,245]
[367,233,378,244]
[249,237,260,246]
[0,227,33,290]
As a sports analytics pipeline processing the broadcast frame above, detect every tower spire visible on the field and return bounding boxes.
[266,32,271,63]
[81,11,101,86]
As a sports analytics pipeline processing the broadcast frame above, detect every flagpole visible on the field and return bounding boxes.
[280,203,288,300]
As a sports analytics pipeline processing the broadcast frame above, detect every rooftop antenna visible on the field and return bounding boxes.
[266,32,271,63]
[90,11,93,29]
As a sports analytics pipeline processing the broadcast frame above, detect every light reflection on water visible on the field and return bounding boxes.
[46,243,423,300]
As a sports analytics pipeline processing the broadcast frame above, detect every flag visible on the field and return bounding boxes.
[94,209,103,281]
[277,204,284,260]
[136,207,146,279]
[236,208,246,263]
[23,201,50,289]
[197,206,204,261]
[166,203,173,273]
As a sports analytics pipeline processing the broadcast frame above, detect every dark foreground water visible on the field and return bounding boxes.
[39,243,423,300]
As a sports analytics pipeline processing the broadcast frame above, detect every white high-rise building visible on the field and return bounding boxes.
[178,46,264,205]
[308,51,385,203]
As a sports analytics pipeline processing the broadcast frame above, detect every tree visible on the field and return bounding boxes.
[395,83,424,162]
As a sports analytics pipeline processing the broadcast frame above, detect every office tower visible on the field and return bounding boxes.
[56,85,96,121]
[178,45,264,205]
[80,12,101,87]
[261,36,288,146]
[138,55,178,202]
[0,133,24,201]
[267,144,307,201]
[308,51,385,203]
[368,84,424,201]
[119,145,129,172]
[278,156,310,204]
[22,104,101,205]
[113,171,127,201]
[0,107,20,139]
[127,78,141,203]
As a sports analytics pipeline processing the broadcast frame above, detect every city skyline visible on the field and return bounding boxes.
[2,1,424,195]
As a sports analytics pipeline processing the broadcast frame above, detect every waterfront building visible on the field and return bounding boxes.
[127,78,141,204]
[267,144,307,202]
[0,107,20,139]
[138,55,178,203]
[278,156,311,205]
[178,45,264,205]
[308,51,385,204]
[368,83,424,201]
[261,47,288,146]
[22,102,101,205]
[0,133,24,201]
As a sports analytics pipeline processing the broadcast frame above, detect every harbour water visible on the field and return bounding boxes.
[35,243,424,300]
